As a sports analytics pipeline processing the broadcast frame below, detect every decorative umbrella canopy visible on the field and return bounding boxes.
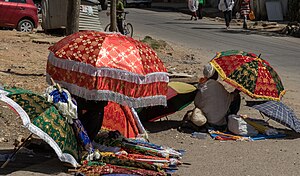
[47,31,169,108]
[101,101,147,138]
[210,50,285,101]
[246,100,300,133]
[0,87,80,167]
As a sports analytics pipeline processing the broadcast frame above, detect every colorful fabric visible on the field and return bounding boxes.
[210,50,285,101]
[240,0,250,15]
[125,139,182,158]
[168,82,196,94]
[99,152,159,171]
[0,88,80,167]
[102,102,140,138]
[44,85,78,124]
[47,31,169,108]
[94,131,182,159]
[77,163,166,176]
[72,119,94,153]
[209,129,286,141]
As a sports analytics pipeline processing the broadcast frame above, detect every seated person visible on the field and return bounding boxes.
[194,63,241,131]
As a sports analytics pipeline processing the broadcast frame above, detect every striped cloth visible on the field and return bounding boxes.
[247,101,300,133]
[240,0,250,15]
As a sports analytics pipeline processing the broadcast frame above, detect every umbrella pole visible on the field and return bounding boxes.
[259,112,265,119]
[259,112,271,122]
[1,133,33,168]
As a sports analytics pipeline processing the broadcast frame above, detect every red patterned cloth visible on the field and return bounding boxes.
[46,31,169,108]
[102,102,139,138]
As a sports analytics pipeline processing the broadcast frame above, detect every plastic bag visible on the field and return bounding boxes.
[228,114,258,136]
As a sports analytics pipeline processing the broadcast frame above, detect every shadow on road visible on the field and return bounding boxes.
[223,29,288,37]
[0,146,66,175]
[143,120,182,133]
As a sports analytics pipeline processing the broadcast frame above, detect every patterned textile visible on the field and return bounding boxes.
[0,88,79,167]
[46,31,169,108]
[94,131,182,159]
[102,102,140,138]
[99,152,159,171]
[209,129,286,141]
[72,119,94,153]
[77,163,166,176]
[44,85,78,124]
[240,0,250,15]
[210,50,285,101]
[246,101,300,133]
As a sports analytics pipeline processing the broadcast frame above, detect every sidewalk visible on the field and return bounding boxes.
[151,2,221,18]
[151,2,288,33]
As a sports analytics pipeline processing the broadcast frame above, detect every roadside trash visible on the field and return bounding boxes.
[191,132,207,139]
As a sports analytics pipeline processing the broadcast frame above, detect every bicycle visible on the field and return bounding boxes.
[104,11,133,37]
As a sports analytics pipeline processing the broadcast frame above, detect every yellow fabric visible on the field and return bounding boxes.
[241,115,268,134]
[168,82,196,94]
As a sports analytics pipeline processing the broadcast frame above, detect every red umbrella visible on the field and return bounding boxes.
[46,31,169,108]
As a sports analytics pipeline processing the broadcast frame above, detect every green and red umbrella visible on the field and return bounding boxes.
[0,87,80,167]
[210,50,285,101]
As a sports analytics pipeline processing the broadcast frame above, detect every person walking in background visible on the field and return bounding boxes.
[218,0,235,29]
[239,0,250,29]
[197,0,205,19]
[188,0,199,20]
[116,0,125,34]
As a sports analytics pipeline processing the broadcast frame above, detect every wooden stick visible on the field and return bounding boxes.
[50,77,62,92]
[1,133,33,168]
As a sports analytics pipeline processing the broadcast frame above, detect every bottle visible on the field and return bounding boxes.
[191,132,207,139]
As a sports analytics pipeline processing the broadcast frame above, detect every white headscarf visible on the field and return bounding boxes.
[203,63,215,78]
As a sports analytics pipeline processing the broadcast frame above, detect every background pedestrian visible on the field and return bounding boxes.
[218,0,235,29]
[188,0,199,20]
[116,0,125,34]
[197,0,205,19]
[239,0,251,29]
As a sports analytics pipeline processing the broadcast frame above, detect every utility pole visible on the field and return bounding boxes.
[66,0,81,35]
[110,0,117,31]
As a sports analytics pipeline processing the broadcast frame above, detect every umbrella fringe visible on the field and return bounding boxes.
[46,75,167,108]
[48,52,169,84]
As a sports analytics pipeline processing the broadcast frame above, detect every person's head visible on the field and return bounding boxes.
[203,63,218,80]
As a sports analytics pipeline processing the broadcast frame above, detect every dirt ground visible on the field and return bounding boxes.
[1,29,300,176]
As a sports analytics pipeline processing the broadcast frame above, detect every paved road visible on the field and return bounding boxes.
[99,8,300,107]
[100,8,299,72]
